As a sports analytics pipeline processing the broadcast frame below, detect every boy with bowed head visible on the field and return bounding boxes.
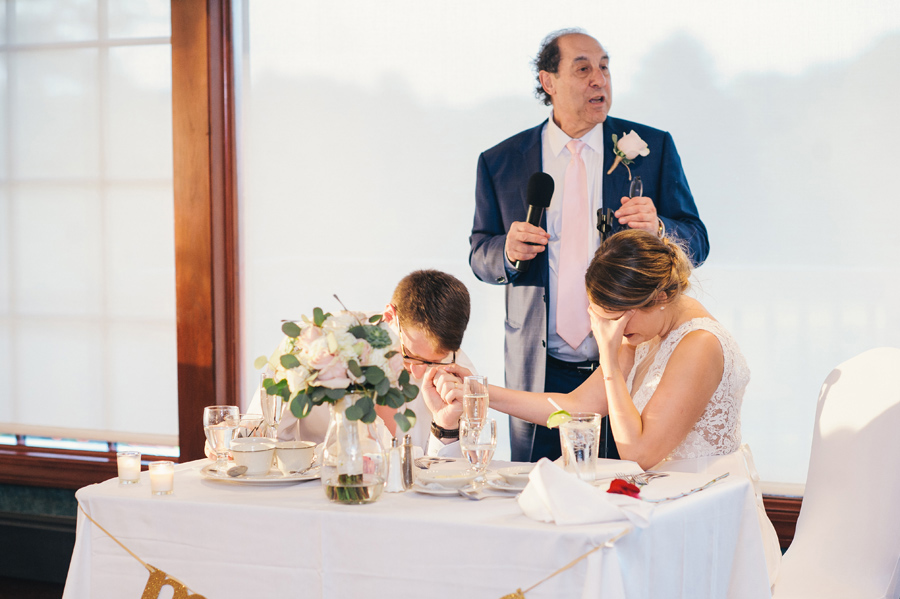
[259,269,476,455]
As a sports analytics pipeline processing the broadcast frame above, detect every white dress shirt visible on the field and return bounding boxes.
[543,114,604,362]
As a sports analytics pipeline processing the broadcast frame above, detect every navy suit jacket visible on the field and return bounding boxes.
[469,116,709,395]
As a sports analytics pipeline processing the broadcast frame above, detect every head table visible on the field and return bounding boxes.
[63,459,771,599]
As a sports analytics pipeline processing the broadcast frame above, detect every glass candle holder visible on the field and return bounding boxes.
[117,451,141,485]
[148,461,175,495]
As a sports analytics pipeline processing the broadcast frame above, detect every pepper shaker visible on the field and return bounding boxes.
[401,434,414,490]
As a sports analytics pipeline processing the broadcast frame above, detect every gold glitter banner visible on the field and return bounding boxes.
[499,527,631,599]
[78,503,207,599]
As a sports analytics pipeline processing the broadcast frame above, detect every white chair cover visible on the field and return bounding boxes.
[772,347,900,598]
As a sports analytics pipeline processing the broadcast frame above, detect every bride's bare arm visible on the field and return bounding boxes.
[435,363,610,424]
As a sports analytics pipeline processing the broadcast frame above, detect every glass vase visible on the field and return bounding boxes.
[320,395,386,504]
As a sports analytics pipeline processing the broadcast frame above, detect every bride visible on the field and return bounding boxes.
[431,229,744,468]
[426,229,781,583]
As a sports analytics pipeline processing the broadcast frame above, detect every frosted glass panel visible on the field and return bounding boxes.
[0,323,10,422]
[0,60,6,181]
[106,184,175,320]
[13,49,100,179]
[241,0,900,483]
[107,321,177,437]
[108,0,170,39]
[106,45,173,180]
[14,0,96,44]
[0,189,8,313]
[17,319,104,430]
[12,185,102,316]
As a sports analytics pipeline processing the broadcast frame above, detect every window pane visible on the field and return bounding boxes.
[0,58,6,181]
[106,184,175,320]
[107,321,177,438]
[17,319,104,430]
[12,48,99,180]
[12,184,102,316]
[0,188,8,313]
[106,45,172,180]
[14,0,97,44]
[107,0,170,39]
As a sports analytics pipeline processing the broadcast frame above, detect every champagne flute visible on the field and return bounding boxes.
[462,375,489,423]
[203,405,240,473]
[259,373,285,439]
[460,418,497,480]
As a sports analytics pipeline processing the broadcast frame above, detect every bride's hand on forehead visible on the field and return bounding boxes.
[589,305,633,363]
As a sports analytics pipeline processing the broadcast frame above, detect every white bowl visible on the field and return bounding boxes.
[230,442,275,476]
[497,465,534,486]
[416,462,479,489]
[275,441,316,475]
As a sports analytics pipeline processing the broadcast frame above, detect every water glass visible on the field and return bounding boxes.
[462,375,489,422]
[559,413,602,482]
[203,405,240,472]
[460,418,497,476]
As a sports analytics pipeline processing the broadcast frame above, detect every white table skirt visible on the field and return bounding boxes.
[63,460,771,599]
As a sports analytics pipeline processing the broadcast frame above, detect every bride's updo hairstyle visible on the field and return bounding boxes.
[585,230,692,311]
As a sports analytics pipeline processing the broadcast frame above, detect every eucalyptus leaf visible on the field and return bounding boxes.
[324,388,346,400]
[403,408,417,430]
[347,359,363,378]
[290,393,312,419]
[253,355,268,370]
[311,387,327,401]
[386,388,405,409]
[281,321,302,338]
[360,408,377,424]
[344,404,364,421]
[313,307,326,327]
[398,369,409,386]
[355,395,374,414]
[402,383,419,399]
[375,377,391,397]
[348,325,367,340]
[393,412,410,432]
[365,366,385,384]
[280,354,301,369]
[368,314,382,324]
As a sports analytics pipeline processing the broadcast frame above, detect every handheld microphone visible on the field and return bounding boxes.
[514,172,555,272]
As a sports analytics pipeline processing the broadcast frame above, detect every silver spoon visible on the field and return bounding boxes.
[226,465,248,477]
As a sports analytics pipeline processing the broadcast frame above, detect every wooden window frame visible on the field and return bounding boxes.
[0,0,238,490]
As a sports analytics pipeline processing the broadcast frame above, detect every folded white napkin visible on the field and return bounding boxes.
[518,459,654,527]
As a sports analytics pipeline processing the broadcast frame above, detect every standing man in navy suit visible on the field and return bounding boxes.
[469,29,709,462]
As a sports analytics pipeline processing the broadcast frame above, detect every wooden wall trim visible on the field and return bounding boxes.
[763,495,802,549]
[171,0,239,462]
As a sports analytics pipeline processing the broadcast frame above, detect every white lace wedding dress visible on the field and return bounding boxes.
[626,316,781,585]
[627,316,748,460]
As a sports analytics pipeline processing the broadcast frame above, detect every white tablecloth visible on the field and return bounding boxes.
[63,460,771,599]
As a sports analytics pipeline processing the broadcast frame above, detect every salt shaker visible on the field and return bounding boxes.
[385,437,405,493]
[401,434,414,490]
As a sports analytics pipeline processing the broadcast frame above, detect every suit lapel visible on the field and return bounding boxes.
[602,117,630,213]
[519,121,549,288]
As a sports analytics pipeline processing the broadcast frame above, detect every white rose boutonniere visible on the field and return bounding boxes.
[607,130,650,180]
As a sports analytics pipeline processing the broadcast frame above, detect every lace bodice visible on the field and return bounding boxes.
[626,317,749,460]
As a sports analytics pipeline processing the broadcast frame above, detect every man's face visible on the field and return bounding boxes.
[399,324,454,380]
[541,34,612,139]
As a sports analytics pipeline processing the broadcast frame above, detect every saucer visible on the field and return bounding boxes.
[411,482,460,496]
[486,478,527,492]
[200,463,320,485]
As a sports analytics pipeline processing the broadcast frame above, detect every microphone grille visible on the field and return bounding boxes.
[527,172,555,208]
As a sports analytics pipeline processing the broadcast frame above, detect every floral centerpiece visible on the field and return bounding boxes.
[255,308,418,431]
[255,308,418,503]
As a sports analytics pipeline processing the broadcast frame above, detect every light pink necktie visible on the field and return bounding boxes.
[557,139,591,349]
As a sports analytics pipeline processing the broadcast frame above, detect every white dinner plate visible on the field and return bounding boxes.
[411,482,460,496]
[486,478,526,492]
[200,463,320,485]
[496,465,534,486]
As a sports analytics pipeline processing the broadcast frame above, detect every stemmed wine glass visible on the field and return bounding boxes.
[203,405,240,473]
[259,373,285,439]
[459,418,497,481]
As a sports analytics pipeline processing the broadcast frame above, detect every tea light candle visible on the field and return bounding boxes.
[149,461,175,495]
[117,451,141,485]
